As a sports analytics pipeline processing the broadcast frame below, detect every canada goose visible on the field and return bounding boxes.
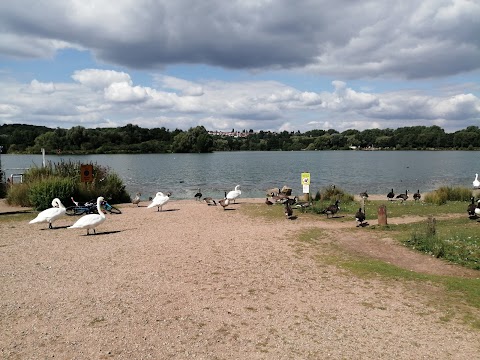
[467,197,476,217]
[265,197,273,206]
[413,190,421,202]
[473,174,480,188]
[355,207,366,227]
[203,197,217,206]
[147,192,171,212]
[226,185,241,203]
[359,191,368,199]
[295,200,311,209]
[132,192,141,206]
[68,197,105,235]
[218,197,230,210]
[194,188,202,201]
[272,193,288,203]
[29,198,67,229]
[322,199,340,218]
[396,190,409,202]
[387,189,395,201]
[283,196,298,205]
[284,202,293,219]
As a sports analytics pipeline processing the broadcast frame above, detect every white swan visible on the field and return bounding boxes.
[475,200,480,217]
[68,196,105,235]
[147,191,171,211]
[29,198,67,229]
[473,174,480,188]
[226,185,241,203]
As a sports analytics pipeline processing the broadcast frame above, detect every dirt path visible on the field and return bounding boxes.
[1,198,479,359]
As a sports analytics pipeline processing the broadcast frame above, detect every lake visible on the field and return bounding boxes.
[1,151,479,200]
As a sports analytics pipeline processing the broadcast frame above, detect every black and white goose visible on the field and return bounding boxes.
[265,197,273,206]
[203,197,217,206]
[194,188,202,201]
[355,207,366,227]
[322,199,340,218]
[284,202,293,219]
[467,197,476,217]
[396,190,408,203]
[413,190,421,202]
[387,189,395,201]
[359,191,368,199]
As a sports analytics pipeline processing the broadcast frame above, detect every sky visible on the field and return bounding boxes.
[0,0,479,134]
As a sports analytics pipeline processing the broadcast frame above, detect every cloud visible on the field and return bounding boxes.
[0,1,479,79]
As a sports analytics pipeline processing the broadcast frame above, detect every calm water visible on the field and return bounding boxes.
[2,151,479,200]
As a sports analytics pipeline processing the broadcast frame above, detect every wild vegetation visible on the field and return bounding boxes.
[1,123,480,154]
[5,160,130,210]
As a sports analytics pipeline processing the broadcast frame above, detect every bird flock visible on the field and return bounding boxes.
[28,173,480,234]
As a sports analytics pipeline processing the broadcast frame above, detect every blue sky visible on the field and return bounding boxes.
[0,0,479,133]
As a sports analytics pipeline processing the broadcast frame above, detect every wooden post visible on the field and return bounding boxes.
[378,205,387,225]
[426,216,436,236]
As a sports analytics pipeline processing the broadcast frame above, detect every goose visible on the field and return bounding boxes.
[396,190,409,202]
[387,189,395,201]
[218,197,230,210]
[132,192,141,206]
[29,198,67,229]
[284,202,293,219]
[467,197,476,217]
[194,188,202,201]
[413,190,421,202]
[226,185,241,203]
[322,199,340,218]
[272,193,288,203]
[283,196,298,205]
[359,191,368,199]
[473,174,480,188]
[355,207,366,227]
[203,197,217,206]
[475,200,480,217]
[295,200,311,209]
[147,191,171,212]
[265,197,273,206]
[67,197,105,235]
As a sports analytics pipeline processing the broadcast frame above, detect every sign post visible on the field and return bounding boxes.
[80,164,94,183]
[301,172,310,201]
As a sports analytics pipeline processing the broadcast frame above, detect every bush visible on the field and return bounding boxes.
[424,186,472,205]
[320,185,354,202]
[6,160,131,208]
[28,177,78,210]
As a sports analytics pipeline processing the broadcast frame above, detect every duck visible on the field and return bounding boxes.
[355,207,366,227]
[218,197,230,210]
[322,199,340,218]
[387,189,395,201]
[473,174,480,188]
[396,190,409,202]
[284,202,293,219]
[203,197,217,206]
[147,191,171,212]
[132,192,141,206]
[226,185,241,203]
[29,198,67,229]
[413,190,421,202]
[467,197,476,217]
[67,197,105,235]
[194,188,202,201]
[265,197,273,206]
[359,191,368,199]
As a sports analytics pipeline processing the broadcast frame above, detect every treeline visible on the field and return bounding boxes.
[1,123,480,154]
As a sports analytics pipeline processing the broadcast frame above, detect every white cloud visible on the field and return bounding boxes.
[72,69,132,90]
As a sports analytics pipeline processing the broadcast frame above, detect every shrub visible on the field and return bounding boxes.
[424,186,472,205]
[6,183,31,207]
[320,185,354,202]
[28,177,78,210]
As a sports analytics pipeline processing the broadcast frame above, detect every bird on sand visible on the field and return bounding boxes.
[265,197,273,206]
[29,198,67,229]
[218,197,230,210]
[194,188,202,201]
[355,207,366,227]
[284,202,293,219]
[226,185,241,203]
[387,189,395,201]
[132,192,141,206]
[359,191,368,199]
[413,190,421,202]
[203,197,217,206]
[147,192,171,212]
[68,197,105,235]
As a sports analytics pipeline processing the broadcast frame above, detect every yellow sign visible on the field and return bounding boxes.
[80,164,94,183]
[301,172,310,186]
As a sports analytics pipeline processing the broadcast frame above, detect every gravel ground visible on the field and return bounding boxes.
[1,197,479,359]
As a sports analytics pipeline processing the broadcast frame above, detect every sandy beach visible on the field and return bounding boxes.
[1,197,479,359]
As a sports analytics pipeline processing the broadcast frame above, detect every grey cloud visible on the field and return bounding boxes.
[0,1,479,79]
